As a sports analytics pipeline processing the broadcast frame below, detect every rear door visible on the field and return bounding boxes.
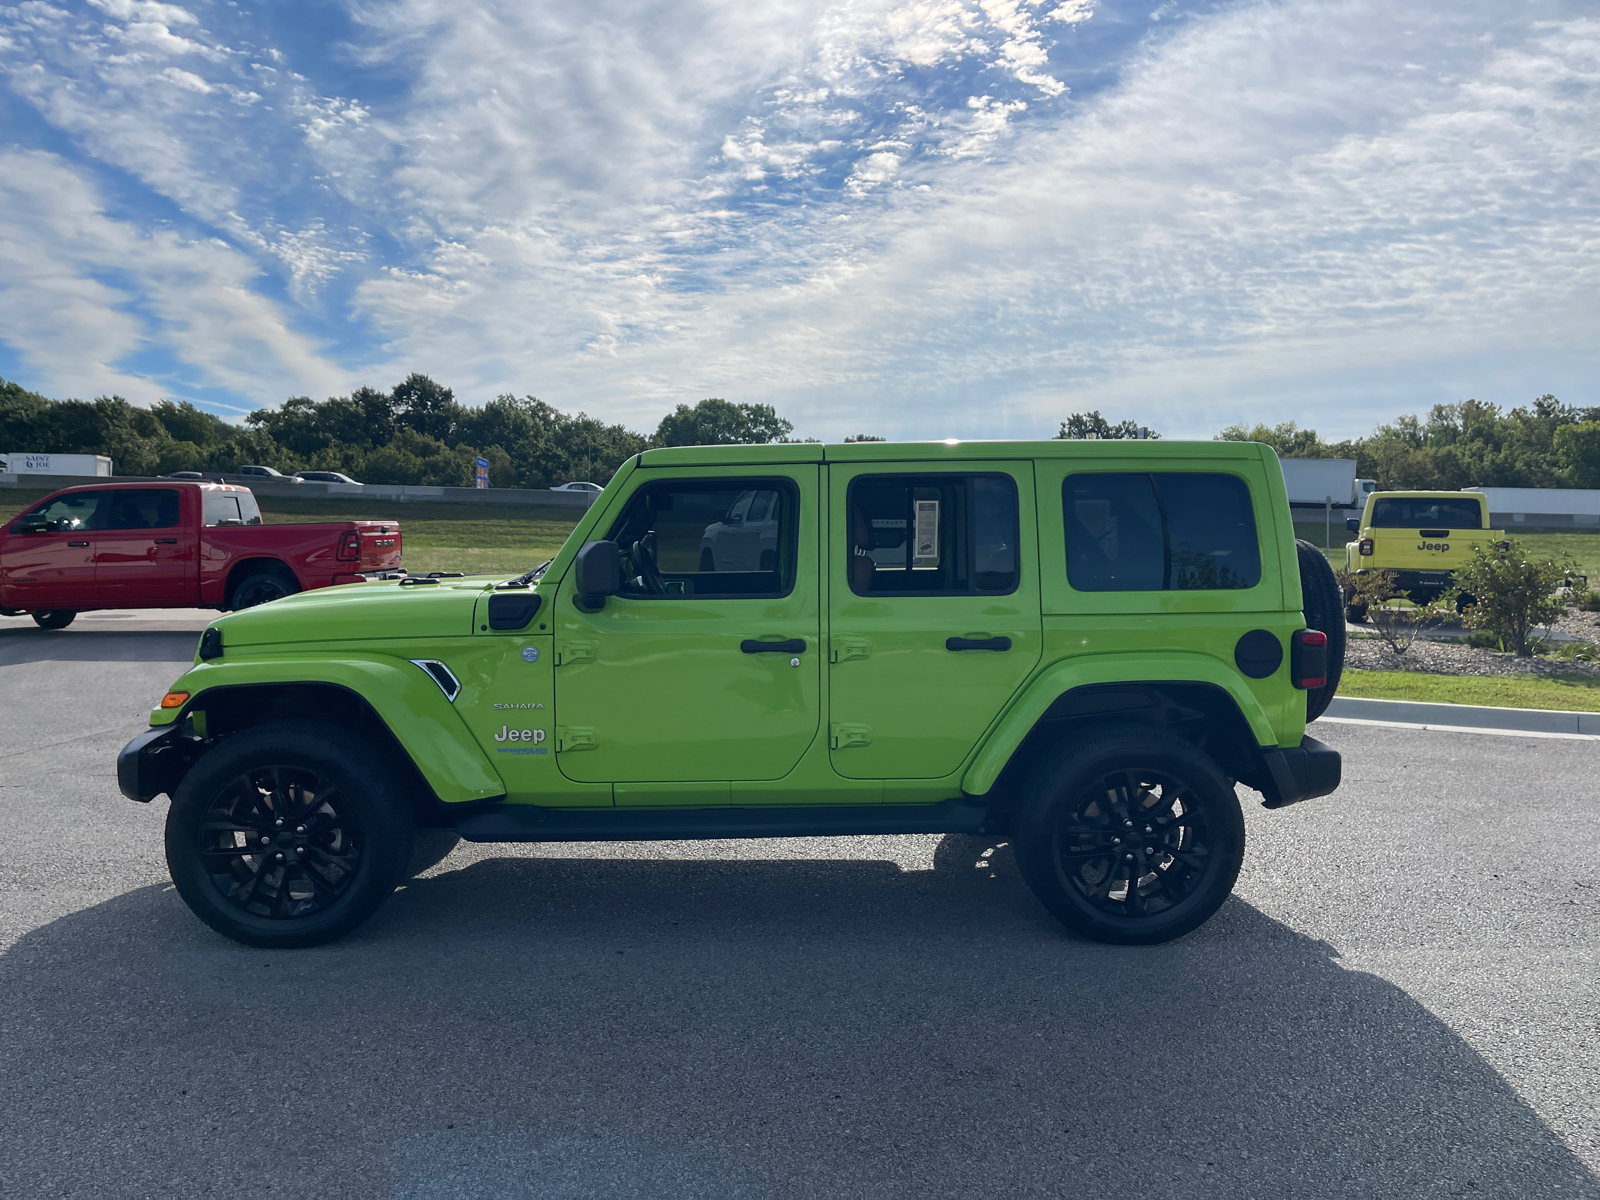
[94,487,197,605]
[827,462,1041,780]
[553,465,821,790]
[0,490,106,610]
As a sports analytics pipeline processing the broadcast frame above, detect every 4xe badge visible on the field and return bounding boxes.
[522,646,539,663]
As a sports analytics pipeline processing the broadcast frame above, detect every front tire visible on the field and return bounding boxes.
[165,723,414,948]
[31,610,76,629]
[1013,727,1246,945]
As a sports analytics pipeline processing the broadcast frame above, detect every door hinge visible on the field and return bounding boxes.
[829,723,871,749]
[556,726,597,752]
[829,638,872,664]
[555,643,596,666]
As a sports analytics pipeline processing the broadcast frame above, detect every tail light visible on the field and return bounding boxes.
[1291,629,1327,689]
[1358,538,1374,556]
[337,531,361,561]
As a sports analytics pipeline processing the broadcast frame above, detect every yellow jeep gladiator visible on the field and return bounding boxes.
[1343,490,1505,621]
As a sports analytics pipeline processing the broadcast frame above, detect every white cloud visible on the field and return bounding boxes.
[0,151,349,404]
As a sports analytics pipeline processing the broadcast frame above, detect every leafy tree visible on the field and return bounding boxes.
[1554,421,1600,488]
[653,398,793,447]
[1055,411,1158,440]
[1216,420,1333,458]
[842,434,886,443]
[1450,539,1571,657]
[392,373,460,442]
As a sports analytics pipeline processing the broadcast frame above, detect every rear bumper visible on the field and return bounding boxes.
[117,725,196,803]
[1257,735,1342,809]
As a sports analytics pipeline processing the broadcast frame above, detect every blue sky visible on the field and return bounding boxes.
[0,0,1596,440]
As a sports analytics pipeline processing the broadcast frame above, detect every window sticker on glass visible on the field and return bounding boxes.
[913,499,940,568]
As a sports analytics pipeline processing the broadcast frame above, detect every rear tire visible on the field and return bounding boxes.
[1296,540,1345,722]
[1013,726,1245,945]
[229,568,300,611]
[1345,603,1368,624]
[164,722,414,948]
[30,610,76,629]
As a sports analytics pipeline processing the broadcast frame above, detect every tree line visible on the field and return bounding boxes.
[3,374,1596,491]
[0,376,794,489]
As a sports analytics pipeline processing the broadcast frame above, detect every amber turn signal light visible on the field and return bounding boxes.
[160,691,190,709]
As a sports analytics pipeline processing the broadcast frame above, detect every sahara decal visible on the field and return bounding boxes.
[493,702,545,710]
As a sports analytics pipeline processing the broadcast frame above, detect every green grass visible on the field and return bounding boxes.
[0,488,583,576]
[1338,668,1600,711]
[252,496,582,576]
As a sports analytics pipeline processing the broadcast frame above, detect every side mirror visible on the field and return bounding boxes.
[1346,518,1361,533]
[13,515,49,534]
[573,540,621,609]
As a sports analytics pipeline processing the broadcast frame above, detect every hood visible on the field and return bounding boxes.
[212,577,504,647]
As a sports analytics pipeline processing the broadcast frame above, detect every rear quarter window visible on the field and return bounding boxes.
[1065,472,1261,592]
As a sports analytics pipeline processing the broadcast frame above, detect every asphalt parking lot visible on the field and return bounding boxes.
[1,613,1596,1198]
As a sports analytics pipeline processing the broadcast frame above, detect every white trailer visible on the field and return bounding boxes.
[0,452,113,477]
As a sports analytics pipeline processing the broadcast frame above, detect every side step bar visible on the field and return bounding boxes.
[454,798,997,843]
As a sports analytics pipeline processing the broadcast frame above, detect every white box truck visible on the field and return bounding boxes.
[0,453,113,477]
[1278,458,1377,546]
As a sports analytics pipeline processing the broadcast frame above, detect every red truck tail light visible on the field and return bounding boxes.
[336,531,361,561]
[1358,538,1374,556]
[1291,629,1327,689]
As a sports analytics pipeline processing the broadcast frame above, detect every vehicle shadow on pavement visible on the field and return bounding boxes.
[0,628,200,665]
[1,839,1594,1200]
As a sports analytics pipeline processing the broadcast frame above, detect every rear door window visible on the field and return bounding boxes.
[1370,497,1482,529]
[1065,473,1261,591]
[100,489,180,530]
[846,474,1019,596]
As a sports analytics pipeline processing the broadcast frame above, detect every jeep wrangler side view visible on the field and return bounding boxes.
[1342,489,1506,622]
[118,440,1345,948]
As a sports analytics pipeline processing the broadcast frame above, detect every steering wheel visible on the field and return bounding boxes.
[631,536,666,595]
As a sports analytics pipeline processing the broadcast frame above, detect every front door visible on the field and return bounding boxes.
[553,466,821,789]
[94,488,196,605]
[827,463,1042,780]
[0,490,106,610]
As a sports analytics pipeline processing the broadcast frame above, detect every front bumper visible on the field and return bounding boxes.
[117,725,197,803]
[1257,735,1342,809]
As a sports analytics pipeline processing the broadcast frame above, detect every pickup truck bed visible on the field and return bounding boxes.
[0,481,402,617]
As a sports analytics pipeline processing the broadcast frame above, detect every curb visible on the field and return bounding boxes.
[1320,696,1600,740]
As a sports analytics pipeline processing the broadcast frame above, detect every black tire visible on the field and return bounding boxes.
[1013,726,1246,945]
[1296,540,1345,722]
[229,568,300,611]
[1345,603,1368,624]
[699,548,715,572]
[164,722,414,948]
[30,610,76,629]
[409,829,461,876]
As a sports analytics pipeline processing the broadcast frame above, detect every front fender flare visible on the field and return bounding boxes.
[149,654,505,805]
[961,652,1281,797]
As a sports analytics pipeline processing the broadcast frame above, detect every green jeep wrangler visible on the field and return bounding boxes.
[118,440,1345,949]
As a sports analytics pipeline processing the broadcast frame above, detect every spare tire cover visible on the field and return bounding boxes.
[1295,539,1345,722]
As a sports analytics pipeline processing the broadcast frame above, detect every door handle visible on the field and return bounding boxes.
[154,538,178,544]
[67,540,89,547]
[946,636,1011,652]
[742,638,806,654]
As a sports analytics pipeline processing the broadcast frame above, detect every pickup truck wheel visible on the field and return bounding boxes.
[1296,540,1345,722]
[1014,727,1245,946]
[230,569,300,610]
[164,723,414,948]
[30,610,76,630]
[1345,602,1368,624]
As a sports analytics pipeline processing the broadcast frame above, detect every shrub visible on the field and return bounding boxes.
[1342,568,1447,658]
[1450,539,1571,657]
[1577,589,1600,612]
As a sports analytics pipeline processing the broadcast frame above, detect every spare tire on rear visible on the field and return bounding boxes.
[1296,539,1345,722]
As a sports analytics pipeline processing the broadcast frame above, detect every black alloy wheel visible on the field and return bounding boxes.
[165,722,412,947]
[230,569,299,611]
[1016,727,1245,945]
[200,765,363,922]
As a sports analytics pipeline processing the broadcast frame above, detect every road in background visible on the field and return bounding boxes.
[0,621,1595,1197]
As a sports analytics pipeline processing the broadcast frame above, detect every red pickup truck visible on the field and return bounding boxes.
[0,482,402,628]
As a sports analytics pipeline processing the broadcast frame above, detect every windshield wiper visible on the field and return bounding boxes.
[506,559,553,588]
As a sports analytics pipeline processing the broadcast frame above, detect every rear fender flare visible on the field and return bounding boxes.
[961,652,1280,797]
[150,655,505,805]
